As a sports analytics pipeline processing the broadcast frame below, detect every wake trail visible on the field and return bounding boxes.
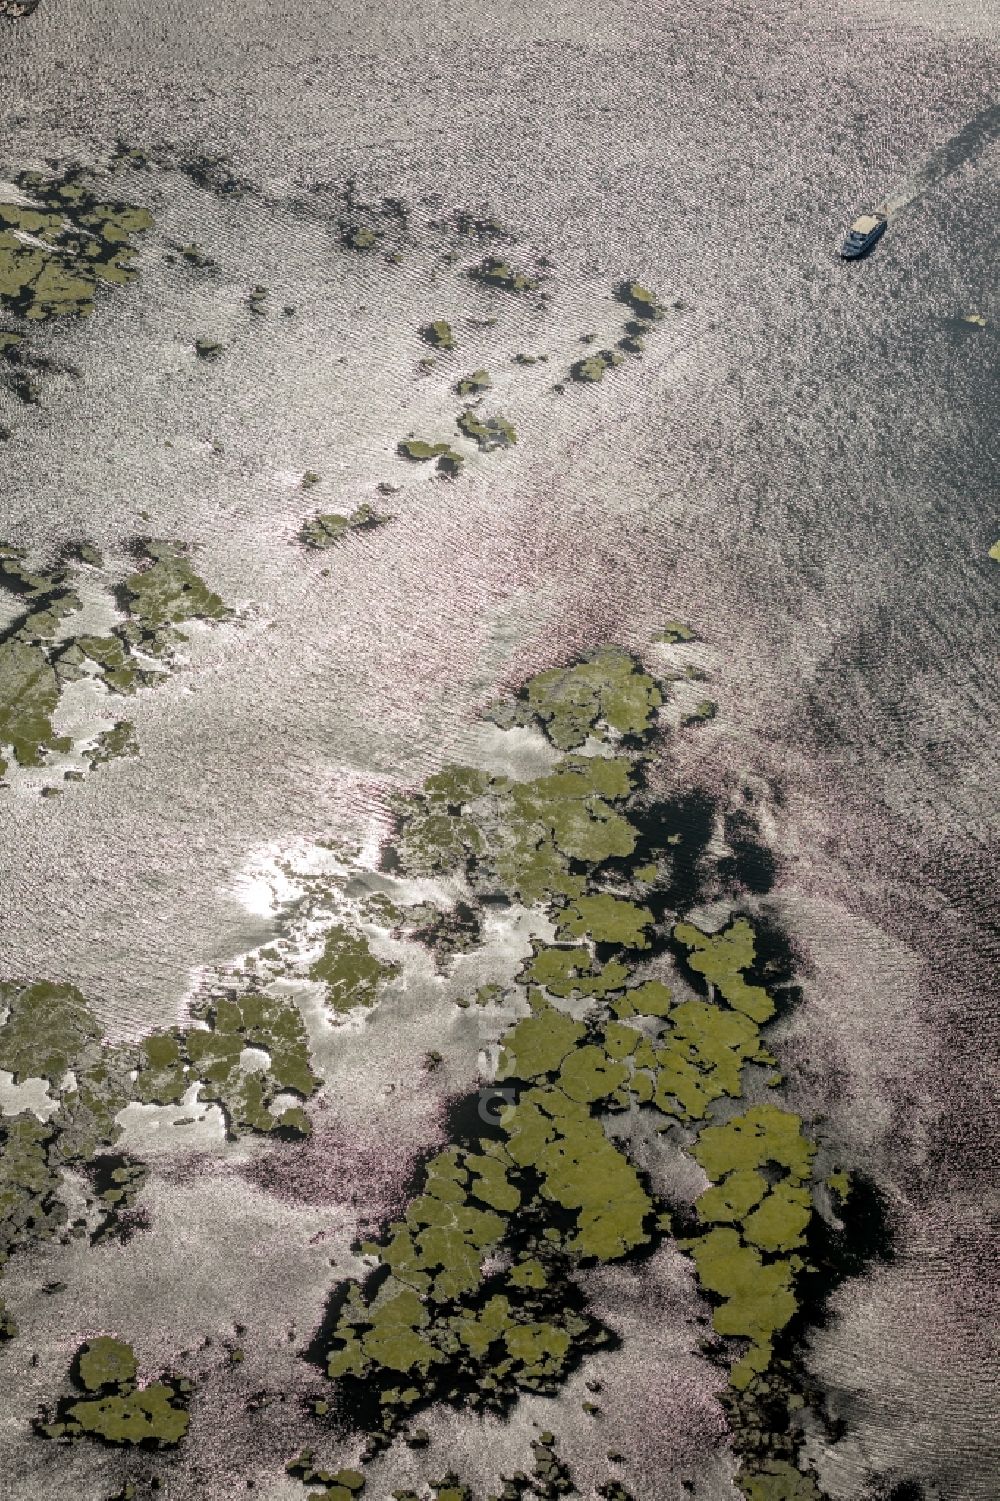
[875,100,1000,218]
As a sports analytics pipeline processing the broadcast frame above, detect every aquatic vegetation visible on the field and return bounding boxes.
[493,646,662,750]
[122,539,230,631]
[309,924,400,1014]
[37,1337,192,1447]
[86,719,139,768]
[570,349,625,383]
[682,698,718,725]
[3,536,235,782]
[342,224,382,251]
[0,980,101,1084]
[653,621,696,643]
[287,1450,366,1500]
[989,540,1000,561]
[299,642,864,1501]
[614,281,667,321]
[672,919,776,1023]
[0,1112,68,1272]
[0,637,67,773]
[520,943,629,1000]
[0,972,320,1350]
[556,894,653,949]
[396,438,456,459]
[470,257,539,293]
[301,504,390,548]
[456,408,517,451]
[422,320,456,350]
[194,337,223,359]
[0,164,888,1498]
[0,168,153,322]
[454,368,492,396]
[397,438,465,475]
[146,990,318,1135]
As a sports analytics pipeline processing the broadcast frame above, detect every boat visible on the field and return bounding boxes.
[840,212,887,260]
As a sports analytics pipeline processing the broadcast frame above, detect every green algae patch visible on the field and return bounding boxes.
[321,1110,638,1427]
[309,925,399,1014]
[134,991,319,1135]
[122,541,230,630]
[501,1085,653,1259]
[292,641,879,1492]
[133,1032,188,1106]
[683,1227,796,1347]
[397,438,465,475]
[570,349,625,383]
[0,639,65,770]
[77,1336,137,1392]
[470,257,538,293]
[86,719,139,768]
[455,368,491,396]
[652,1000,768,1122]
[188,991,318,1131]
[456,409,517,451]
[737,1458,824,1501]
[0,972,326,1349]
[0,633,867,1489]
[696,1168,769,1225]
[694,1105,816,1184]
[0,536,233,782]
[614,281,667,321]
[301,504,390,548]
[741,1181,813,1254]
[0,169,153,322]
[499,646,662,750]
[557,894,653,949]
[520,944,629,1000]
[654,621,696,643]
[497,1005,586,1081]
[673,919,776,1023]
[0,1112,69,1264]
[422,320,456,350]
[287,1450,367,1500]
[558,1045,629,1104]
[39,1337,191,1448]
[342,224,382,251]
[683,698,717,725]
[0,980,102,1084]
[615,978,672,1018]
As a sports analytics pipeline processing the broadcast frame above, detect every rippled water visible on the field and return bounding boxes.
[1,2,997,1498]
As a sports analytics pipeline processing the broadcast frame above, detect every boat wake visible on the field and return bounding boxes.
[876,99,1000,218]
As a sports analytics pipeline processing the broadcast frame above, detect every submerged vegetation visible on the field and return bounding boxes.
[0,971,321,1339]
[455,409,517,452]
[0,161,881,1500]
[0,632,872,1498]
[0,167,152,323]
[0,539,232,785]
[295,646,869,1500]
[36,1337,192,1447]
[301,505,391,549]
